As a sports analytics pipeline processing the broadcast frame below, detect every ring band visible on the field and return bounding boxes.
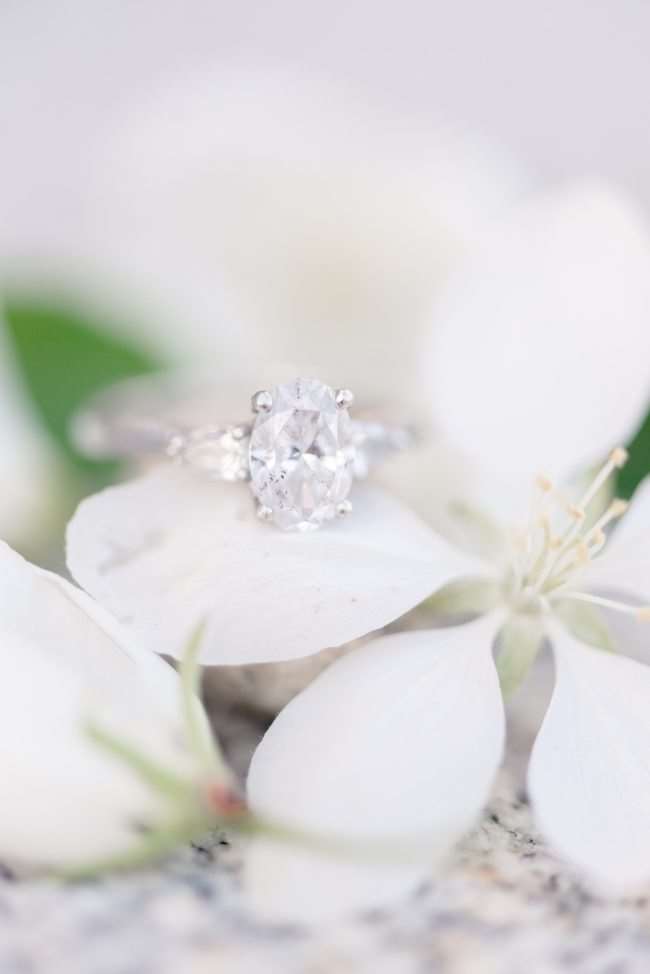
[73,376,416,532]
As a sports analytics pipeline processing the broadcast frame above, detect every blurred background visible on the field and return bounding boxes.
[1,0,650,560]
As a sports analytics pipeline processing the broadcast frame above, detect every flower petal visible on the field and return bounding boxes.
[0,541,201,869]
[427,184,650,482]
[67,468,472,666]
[376,438,509,558]
[580,477,650,602]
[529,624,650,892]
[246,617,504,922]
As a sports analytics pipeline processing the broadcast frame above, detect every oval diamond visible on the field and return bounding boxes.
[249,378,355,531]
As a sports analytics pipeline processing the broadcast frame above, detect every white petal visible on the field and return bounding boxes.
[0,542,199,869]
[376,439,524,553]
[89,66,526,398]
[67,468,472,666]
[427,184,650,481]
[246,617,504,922]
[529,625,650,892]
[580,477,650,602]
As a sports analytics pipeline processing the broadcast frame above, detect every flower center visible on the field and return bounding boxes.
[506,447,648,618]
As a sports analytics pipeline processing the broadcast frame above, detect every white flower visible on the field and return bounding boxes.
[386,181,650,527]
[248,452,650,921]
[66,454,650,915]
[0,540,238,874]
[85,66,525,397]
[65,176,650,920]
[64,183,650,670]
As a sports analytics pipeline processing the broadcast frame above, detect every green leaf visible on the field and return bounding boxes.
[495,613,544,698]
[3,297,161,477]
[553,598,615,652]
[618,403,650,500]
[423,575,501,620]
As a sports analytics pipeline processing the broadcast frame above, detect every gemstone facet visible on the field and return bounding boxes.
[249,378,355,531]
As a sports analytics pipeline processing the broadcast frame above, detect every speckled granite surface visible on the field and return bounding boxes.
[3,659,650,974]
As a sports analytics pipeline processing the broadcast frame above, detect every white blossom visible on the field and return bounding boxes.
[244,455,650,920]
[0,541,237,873]
[85,66,525,397]
[411,181,650,524]
[64,176,650,919]
[66,451,650,916]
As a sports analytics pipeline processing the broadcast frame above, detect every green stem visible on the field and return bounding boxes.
[65,625,251,880]
[242,815,430,866]
[58,815,213,881]
[85,722,193,801]
[179,620,228,778]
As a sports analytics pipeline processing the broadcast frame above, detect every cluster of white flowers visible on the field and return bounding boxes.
[3,72,650,926]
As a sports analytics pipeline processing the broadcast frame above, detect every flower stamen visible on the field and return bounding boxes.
[557,591,650,620]
[577,447,628,511]
[584,498,629,543]
[511,447,631,608]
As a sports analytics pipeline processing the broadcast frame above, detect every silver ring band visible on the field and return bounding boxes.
[72,376,416,531]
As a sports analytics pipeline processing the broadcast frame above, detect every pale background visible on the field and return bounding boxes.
[1,0,649,258]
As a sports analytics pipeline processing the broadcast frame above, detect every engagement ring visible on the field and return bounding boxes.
[74,377,415,532]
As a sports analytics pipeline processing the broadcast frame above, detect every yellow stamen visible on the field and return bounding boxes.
[585,528,607,559]
[543,541,589,589]
[567,505,586,522]
[532,449,628,593]
[516,448,633,607]
[576,447,628,512]
[589,527,606,548]
[609,497,629,517]
[536,475,554,493]
[583,498,629,548]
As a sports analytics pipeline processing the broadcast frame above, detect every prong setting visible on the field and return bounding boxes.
[251,390,273,414]
[336,499,353,518]
[335,388,355,410]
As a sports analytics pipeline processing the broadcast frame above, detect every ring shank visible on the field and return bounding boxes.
[72,382,416,479]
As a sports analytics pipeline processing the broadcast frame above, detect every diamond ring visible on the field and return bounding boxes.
[73,377,415,532]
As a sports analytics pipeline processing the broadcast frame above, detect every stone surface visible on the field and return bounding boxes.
[249,378,354,531]
[3,674,650,974]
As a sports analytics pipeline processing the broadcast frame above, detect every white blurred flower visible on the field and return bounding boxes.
[85,66,526,396]
[376,180,650,536]
[0,540,238,874]
[437,184,649,505]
